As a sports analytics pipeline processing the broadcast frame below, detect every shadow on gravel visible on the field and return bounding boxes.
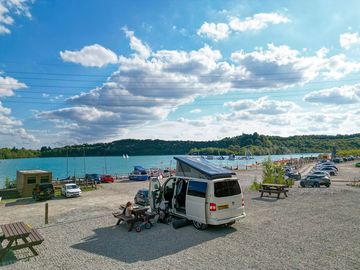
[4,197,62,207]
[71,223,236,263]
[251,197,282,203]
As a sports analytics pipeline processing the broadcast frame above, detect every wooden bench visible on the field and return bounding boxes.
[11,229,44,256]
[112,212,135,225]
[0,222,44,260]
[259,184,289,199]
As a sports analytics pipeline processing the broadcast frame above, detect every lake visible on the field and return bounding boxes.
[0,153,318,188]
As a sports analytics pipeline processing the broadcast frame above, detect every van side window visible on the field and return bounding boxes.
[187,181,207,198]
[215,180,241,197]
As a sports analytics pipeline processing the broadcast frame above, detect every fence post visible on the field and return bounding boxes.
[45,203,48,224]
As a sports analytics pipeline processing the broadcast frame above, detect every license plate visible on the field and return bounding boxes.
[218,204,229,210]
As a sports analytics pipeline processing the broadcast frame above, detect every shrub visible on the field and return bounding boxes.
[249,177,262,190]
[4,177,15,189]
[262,157,286,185]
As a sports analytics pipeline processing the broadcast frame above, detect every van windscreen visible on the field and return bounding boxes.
[214,180,241,197]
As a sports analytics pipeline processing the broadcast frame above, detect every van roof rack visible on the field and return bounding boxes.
[174,156,236,180]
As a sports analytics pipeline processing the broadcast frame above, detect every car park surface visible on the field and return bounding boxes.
[1,161,359,270]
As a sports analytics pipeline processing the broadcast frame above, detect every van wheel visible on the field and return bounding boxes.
[192,221,208,230]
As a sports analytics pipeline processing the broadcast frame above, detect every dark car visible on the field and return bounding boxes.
[285,170,301,180]
[32,183,55,201]
[300,175,331,188]
[85,173,101,184]
[134,188,149,205]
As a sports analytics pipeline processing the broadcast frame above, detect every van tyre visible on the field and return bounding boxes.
[192,221,208,230]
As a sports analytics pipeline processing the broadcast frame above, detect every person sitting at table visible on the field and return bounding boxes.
[125,201,135,232]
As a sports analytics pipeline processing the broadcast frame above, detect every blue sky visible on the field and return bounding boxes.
[1,0,360,148]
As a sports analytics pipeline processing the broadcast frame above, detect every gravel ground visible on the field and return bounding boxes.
[1,161,359,269]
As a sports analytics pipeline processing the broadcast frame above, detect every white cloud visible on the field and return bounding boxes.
[190,108,201,113]
[60,44,118,67]
[339,32,360,50]
[225,97,297,115]
[0,101,36,144]
[0,0,33,35]
[197,22,230,41]
[197,12,289,42]
[304,84,360,104]
[122,26,151,59]
[39,29,360,144]
[0,75,27,97]
[229,13,290,32]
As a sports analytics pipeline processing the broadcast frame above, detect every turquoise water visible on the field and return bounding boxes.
[0,153,318,188]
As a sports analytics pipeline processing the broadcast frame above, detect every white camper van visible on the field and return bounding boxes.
[149,156,246,230]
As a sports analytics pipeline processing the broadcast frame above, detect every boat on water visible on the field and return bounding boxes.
[123,154,129,159]
[129,166,149,181]
[228,154,236,160]
[217,156,225,160]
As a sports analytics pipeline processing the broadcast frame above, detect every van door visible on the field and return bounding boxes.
[148,177,161,211]
[186,180,207,224]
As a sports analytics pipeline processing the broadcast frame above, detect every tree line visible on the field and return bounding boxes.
[1,133,360,159]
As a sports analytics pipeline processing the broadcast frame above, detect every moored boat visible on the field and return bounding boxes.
[129,166,149,181]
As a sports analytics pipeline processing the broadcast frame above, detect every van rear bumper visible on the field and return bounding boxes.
[207,212,246,225]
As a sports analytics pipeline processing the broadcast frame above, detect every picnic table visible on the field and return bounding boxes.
[0,222,44,260]
[259,183,289,199]
[113,205,149,226]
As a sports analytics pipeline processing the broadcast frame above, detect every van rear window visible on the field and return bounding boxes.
[214,180,241,197]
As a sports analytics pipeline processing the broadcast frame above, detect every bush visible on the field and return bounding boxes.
[249,177,262,190]
[262,157,286,185]
[4,177,15,189]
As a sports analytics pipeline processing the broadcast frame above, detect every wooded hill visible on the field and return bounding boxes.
[2,133,360,159]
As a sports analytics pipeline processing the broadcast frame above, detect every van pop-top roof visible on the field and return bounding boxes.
[174,156,236,180]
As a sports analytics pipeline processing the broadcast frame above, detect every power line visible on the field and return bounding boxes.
[2,68,360,80]
[1,76,360,90]
[1,93,349,106]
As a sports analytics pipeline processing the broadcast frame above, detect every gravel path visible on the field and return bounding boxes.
[1,162,359,269]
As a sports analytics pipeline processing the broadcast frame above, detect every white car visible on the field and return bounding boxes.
[61,183,81,198]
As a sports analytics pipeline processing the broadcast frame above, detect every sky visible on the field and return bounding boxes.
[1,0,360,148]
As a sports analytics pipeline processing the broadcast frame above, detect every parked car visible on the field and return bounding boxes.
[332,157,342,163]
[315,164,338,171]
[61,183,81,198]
[285,170,301,180]
[318,167,338,176]
[300,175,331,188]
[85,173,101,184]
[32,183,55,201]
[134,188,149,205]
[356,162,360,168]
[101,174,115,183]
[309,170,330,178]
